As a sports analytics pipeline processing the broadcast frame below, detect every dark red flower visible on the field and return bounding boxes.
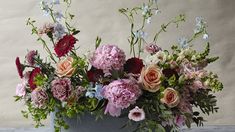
[87,67,104,82]
[124,57,144,74]
[15,57,23,78]
[162,68,179,78]
[54,35,76,57]
[28,68,42,90]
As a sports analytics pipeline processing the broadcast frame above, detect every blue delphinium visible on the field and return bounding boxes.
[85,84,104,100]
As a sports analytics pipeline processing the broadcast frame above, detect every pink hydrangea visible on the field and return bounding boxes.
[102,79,142,117]
[31,88,48,108]
[89,44,126,73]
[26,50,37,66]
[51,78,72,101]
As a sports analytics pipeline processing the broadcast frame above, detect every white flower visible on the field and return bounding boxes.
[155,9,160,15]
[146,17,151,24]
[203,34,209,40]
[128,106,145,122]
[142,5,149,15]
[145,51,167,64]
[178,37,188,49]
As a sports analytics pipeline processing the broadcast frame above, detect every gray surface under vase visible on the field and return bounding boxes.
[50,112,135,132]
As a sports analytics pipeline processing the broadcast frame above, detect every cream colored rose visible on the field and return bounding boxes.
[140,64,162,92]
[161,88,180,108]
[56,57,75,77]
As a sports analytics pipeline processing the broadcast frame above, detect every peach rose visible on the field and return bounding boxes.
[140,64,162,92]
[161,88,180,108]
[56,57,75,77]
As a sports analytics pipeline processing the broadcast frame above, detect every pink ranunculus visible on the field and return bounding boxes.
[16,83,26,97]
[89,44,126,73]
[51,78,72,101]
[102,79,142,117]
[128,106,145,122]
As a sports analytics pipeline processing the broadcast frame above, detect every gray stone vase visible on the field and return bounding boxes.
[50,112,135,132]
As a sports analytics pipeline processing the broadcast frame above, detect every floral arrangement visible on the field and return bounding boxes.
[15,0,223,132]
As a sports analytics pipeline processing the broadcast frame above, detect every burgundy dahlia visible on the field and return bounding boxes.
[124,57,144,74]
[51,78,72,101]
[15,57,24,78]
[87,67,104,82]
[28,68,42,90]
[54,35,76,57]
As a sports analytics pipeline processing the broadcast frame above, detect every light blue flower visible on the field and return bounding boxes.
[85,84,104,100]
[94,84,104,100]
[54,11,64,21]
[51,0,60,5]
[134,30,148,39]
[178,37,188,48]
[40,1,50,16]
[54,23,65,40]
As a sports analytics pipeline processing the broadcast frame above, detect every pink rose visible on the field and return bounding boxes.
[56,57,75,77]
[140,64,162,92]
[161,88,180,108]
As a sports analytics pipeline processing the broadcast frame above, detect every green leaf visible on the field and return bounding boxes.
[95,36,102,49]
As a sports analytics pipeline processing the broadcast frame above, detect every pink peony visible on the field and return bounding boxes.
[31,87,48,108]
[89,44,126,73]
[25,50,37,66]
[128,106,145,122]
[102,79,142,117]
[145,43,162,54]
[51,78,72,101]
[16,82,26,97]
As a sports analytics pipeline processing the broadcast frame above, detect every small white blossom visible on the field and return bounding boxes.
[203,34,209,40]
[155,9,160,15]
[142,5,149,15]
[51,0,60,5]
[178,37,188,49]
[146,17,151,24]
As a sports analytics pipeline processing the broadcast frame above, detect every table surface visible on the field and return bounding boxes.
[0,126,235,132]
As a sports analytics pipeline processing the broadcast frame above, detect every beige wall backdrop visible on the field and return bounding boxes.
[0,0,234,127]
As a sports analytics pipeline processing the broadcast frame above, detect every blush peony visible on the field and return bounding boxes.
[89,44,126,73]
[102,79,142,117]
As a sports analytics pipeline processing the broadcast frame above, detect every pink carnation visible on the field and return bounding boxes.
[102,79,142,116]
[145,43,162,54]
[31,88,48,108]
[89,45,126,73]
[26,50,37,66]
[16,82,26,97]
[51,78,72,101]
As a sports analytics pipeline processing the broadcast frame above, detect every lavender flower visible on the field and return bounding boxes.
[54,23,65,40]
